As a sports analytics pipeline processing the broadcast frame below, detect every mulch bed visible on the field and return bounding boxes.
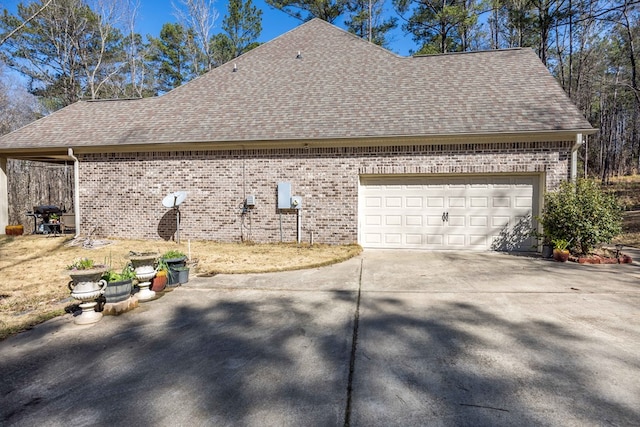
[568,253,633,264]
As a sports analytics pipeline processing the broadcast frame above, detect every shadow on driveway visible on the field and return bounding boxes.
[1,251,639,426]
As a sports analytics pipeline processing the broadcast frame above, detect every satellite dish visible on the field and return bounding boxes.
[162,191,187,243]
[162,191,187,208]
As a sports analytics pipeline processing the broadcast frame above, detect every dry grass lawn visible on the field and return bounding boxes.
[0,236,361,340]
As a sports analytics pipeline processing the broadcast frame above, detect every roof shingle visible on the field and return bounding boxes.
[0,19,594,152]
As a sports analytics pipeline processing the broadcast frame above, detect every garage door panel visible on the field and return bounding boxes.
[426,219,443,229]
[385,234,402,244]
[405,234,423,245]
[492,216,510,227]
[493,197,510,207]
[404,215,422,226]
[449,216,465,227]
[364,233,382,244]
[427,197,444,207]
[515,197,532,208]
[366,196,382,208]
[406,197,423,208]
[470,216,488,227]
[448,197,465,208]
[385,197,402,208]
[365,215,382,225]
[447,234,466,246]
[426,234,444,245]
[470,178,489,187]
[360,175,537,250]
[469,234,488,246]
[470,197,488,207]
[493,178,511,187]
[385,215,402,226]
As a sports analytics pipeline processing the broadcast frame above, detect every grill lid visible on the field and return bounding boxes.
[33,205,64,215]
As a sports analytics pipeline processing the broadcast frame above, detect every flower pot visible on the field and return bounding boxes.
[151,274,168,292]
[104,279,133,303]
[174,266,190,284]
[68,267,108,284]
[67,268,108,325]
[542,244,553,258]
[553,249,570,262]
[167,267,180,286]
[5,225,23,235]
[163,256,187,265]
[129,252,159,269]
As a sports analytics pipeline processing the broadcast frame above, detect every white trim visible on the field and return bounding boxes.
[67,148,81,238]
[571,133,583,181]
[0,130,595,158]
[0,158,7,233]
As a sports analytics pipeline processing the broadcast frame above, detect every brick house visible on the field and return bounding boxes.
[0,19,594,250]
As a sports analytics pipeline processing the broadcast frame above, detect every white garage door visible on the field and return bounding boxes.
[359,175,539,250]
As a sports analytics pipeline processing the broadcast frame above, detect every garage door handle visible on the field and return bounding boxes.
[442,212,449,222]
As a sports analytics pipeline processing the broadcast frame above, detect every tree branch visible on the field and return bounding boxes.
[0,0,54,46]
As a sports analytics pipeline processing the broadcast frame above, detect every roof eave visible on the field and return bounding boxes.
[0,128,597,159]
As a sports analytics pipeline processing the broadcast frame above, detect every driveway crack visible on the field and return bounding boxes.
[344,258,363,427]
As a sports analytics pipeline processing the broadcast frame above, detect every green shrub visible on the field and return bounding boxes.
[538,179,622,255]
[101,264,136,282]
[161,250,187,260]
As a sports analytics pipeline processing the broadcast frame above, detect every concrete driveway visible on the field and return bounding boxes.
[1,250,639,426]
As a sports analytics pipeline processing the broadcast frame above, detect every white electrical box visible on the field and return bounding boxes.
[245,195,255,206]
[291,196,302,209]
[277,182,291,209]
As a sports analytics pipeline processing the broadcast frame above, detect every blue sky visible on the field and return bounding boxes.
[2,0,416,56]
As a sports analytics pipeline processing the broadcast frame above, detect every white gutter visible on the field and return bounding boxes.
[571,133,583,182]
[67,148,80,238]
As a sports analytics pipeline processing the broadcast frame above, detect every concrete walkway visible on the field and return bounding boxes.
[1,250,639,426]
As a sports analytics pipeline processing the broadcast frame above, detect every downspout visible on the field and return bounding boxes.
[67,148,80,238]
[571,133,583,182]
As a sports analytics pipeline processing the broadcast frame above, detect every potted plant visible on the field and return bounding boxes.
[67,258,107,283]
[552,238,571,262]
[532,228,554,258]
[161,249,187,264]
[66,258,108,324]
[128,252,159,301]
[151,258,169,292]
[160,250,187,286]
[102,264,137,304]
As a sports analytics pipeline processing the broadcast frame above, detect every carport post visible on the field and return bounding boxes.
[68,148,81,238]
[0,157,7,234]
[571,133,583,182]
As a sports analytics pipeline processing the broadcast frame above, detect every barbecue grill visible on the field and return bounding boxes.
[26,205,66,234]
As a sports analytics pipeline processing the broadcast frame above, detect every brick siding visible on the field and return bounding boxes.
[78,141,573,244]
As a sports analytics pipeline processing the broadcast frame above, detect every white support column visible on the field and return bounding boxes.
[0,157,8,233]
[571,133,583,182]
[68,148,81,237]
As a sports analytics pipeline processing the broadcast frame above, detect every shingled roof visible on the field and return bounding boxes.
[0,18,594,155]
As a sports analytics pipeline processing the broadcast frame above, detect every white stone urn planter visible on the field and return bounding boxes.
[68,267,108,325]
[129,252,159,302]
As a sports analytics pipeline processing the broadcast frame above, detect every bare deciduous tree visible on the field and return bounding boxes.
[173,0,219,72]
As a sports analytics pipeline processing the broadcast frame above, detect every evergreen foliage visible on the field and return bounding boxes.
[538,179,623,255]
